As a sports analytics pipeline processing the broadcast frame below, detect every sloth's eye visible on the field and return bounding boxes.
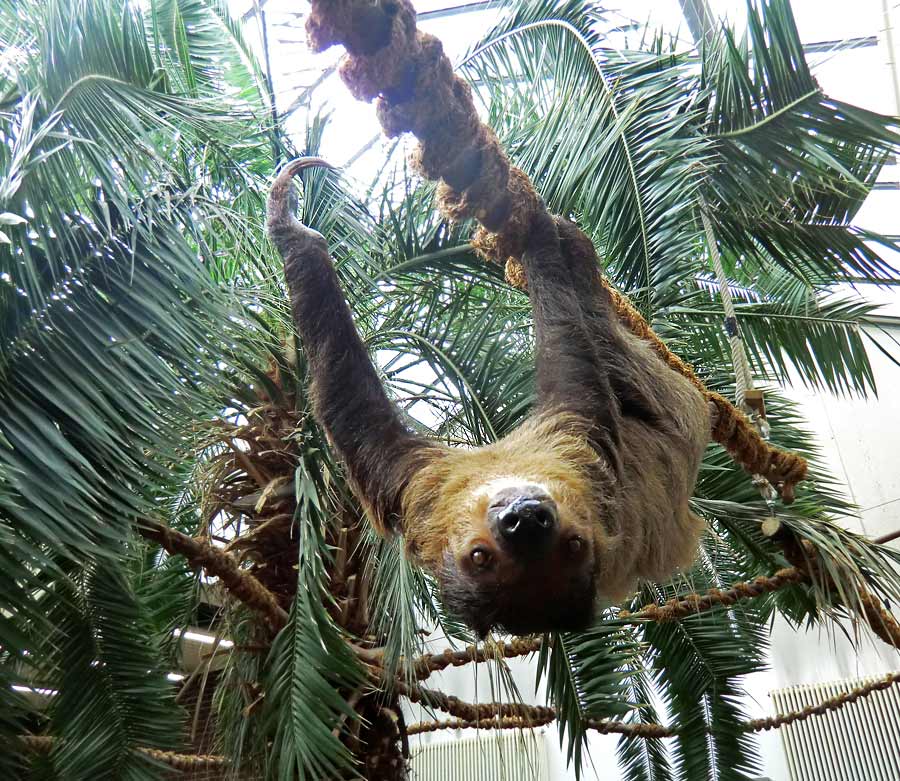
[471,549,492,568]
[568,537,584,555]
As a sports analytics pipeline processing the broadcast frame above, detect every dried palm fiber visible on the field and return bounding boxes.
[305,0,807,503]
[783,537,900,651]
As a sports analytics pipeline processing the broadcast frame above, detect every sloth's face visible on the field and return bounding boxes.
[401,413,607,637]
[439,476,597,637]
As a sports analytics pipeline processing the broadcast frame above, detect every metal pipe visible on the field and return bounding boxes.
[874,528,900,545]
[881,0,900,115]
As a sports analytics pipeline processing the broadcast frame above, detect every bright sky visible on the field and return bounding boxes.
[230,1,900,159]
[228,1,900,249]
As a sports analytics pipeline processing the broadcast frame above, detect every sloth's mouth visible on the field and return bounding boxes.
[489,594,595,637]
[440,556,595,637]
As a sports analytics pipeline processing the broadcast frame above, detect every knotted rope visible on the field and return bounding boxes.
[403,671,900,739]
[139,519,289,631]
[304,0,807,502]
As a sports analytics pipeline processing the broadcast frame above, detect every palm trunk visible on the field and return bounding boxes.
[212,365,408,778]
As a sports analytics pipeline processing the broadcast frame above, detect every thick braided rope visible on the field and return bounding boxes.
[19,736,229,770]
[397,680,556,724]
[140,747,229,771]
[619,567,809,622]
[407,568,900,679]
[412,636,543,680]
[305,0,807,503]
[404,671,900,739]
[745,671,900,731]
[860,589,900,648]
[139,519,289,631]
[405,715,666,738]
[407,716,553,735]
[21,672,900,759]
[408,568,808,684]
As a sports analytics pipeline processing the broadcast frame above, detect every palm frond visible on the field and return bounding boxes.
[41,559,183,779]
[366,531,436,683]
[641,541,768,781]
[148,0,269,106]
[701,0,900,282]
[262,451,364,780]
[538,623,639,776]
[673,285,887,395]
[464,4,709,309]
[616,660,673,781]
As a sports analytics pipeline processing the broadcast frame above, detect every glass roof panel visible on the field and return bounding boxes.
[240,0,900,203]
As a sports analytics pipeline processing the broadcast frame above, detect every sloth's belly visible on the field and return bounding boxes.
[592,334,710,599]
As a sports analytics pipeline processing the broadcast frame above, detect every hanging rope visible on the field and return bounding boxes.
[403,671,900,739]
[700,205,755,409]
[700,203,787,524]
[303,0,808,503]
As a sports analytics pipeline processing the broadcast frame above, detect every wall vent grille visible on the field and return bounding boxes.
[772,672,900,781]
[409,729,550,781]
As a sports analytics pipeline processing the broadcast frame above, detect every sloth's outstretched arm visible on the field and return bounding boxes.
[267,159,439,533]
[519,209,623,471]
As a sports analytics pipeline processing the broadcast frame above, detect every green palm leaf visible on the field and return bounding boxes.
[5,0,900,778]
[41,559,183,780]
[701,0,900,282]
[262,452,364,781]
[464,3,709,308]
[538,623,640,775]
[641,542,769,781]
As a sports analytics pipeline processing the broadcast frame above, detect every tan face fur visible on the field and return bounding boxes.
[401,413,617,636]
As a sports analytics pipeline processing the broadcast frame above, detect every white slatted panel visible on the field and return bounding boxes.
[409,729,549,781]
[773,673,900,781]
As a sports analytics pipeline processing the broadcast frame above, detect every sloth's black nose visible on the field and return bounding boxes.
[492,497,558,552]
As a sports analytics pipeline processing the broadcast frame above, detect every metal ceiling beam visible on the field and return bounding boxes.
[418,1,495,21]
[679,0,717,45]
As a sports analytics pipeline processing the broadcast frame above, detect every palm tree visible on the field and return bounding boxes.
[3,0,900,779]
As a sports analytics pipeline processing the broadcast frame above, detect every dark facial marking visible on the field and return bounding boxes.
[440,551,596,638]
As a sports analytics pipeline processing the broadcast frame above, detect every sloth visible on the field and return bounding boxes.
[268,158,711,637]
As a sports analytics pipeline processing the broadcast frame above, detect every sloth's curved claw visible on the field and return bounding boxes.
[278,156,337,181]
[267,157,338,252]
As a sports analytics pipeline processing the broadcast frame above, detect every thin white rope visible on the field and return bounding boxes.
[701,204,780,514]
[700,205,755,409]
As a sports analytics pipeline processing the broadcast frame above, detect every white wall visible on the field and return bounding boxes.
[786,323,900,544]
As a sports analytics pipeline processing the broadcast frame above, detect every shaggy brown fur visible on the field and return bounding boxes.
[303,0,807,505]
[268,159,709,636]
